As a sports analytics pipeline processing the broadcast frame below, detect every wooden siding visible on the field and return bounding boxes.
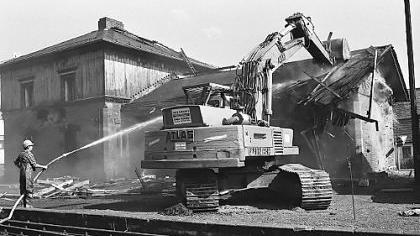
[1,50,104,111]
[395,118,417,143]
[104,49,190,98]
[393,89,420,144]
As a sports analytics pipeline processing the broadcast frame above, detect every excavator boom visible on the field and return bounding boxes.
[236,12,334,124]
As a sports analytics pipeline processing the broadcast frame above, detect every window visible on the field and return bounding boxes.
[61,72,76,102]
[21,80,34,108]
[402,145,413,159]
[401,145,414,169]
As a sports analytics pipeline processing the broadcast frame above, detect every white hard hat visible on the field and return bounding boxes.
[23,140,34,148]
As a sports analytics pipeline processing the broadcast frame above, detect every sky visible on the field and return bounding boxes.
[0,0,419,86]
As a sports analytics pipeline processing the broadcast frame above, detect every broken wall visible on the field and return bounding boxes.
[275,71,396,180]
[352,73,396,174]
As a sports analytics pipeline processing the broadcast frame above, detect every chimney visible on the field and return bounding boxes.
[98,17,124,31]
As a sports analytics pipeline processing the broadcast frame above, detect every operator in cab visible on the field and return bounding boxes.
[14,139,48,207]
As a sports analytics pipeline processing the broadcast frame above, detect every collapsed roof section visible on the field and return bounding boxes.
[122,45,408,121]
[285,45,407,106]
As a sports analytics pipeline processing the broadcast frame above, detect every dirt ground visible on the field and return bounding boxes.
[1,184,419,234]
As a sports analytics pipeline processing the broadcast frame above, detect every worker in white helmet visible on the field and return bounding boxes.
[14,139,47,207]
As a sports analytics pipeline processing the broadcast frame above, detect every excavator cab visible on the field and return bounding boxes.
[183,83,233,108]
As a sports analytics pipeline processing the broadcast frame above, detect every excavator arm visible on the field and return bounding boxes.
[235,13,334,124]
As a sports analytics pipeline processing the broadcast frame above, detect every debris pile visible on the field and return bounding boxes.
[139,175,176,195]
[159,203,193,216]
[34,176,141,199]
[135,167,176,194]
[399,208,420,217]
[31,175,176,199]
[35,176,91,199]
[0,174,176,202]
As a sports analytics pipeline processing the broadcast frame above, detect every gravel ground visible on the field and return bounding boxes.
[1,190,419,234]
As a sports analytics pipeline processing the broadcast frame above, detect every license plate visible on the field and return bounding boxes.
[248,147,271,156]
[174,142,187,151]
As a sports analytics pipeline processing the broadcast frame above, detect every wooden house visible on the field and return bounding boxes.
[0,17,214,180]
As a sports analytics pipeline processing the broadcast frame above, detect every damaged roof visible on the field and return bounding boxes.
[0,18,214,69]
[122,45,408,120]
[286,45,408,105]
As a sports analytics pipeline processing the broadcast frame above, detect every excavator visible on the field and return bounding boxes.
[142,13,334,211]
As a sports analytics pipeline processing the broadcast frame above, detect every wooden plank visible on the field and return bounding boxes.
[381,188,413,193]
[303,71,341,99]
[44,180,90,198]
[141,158,245,169]
[33,179,73,198]
[367,50,378,119]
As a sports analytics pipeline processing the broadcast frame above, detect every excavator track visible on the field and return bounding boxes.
[185,182,219,211]
[176,170,219,212]
[279,164,333,210]
[176,165,332,211]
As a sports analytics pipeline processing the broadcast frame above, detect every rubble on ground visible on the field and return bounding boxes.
[31,175,176,199]
[159,203,193,216]
[34,176,90,198]
[135,167,176,194]
[399,208,420,217]
[139,176,176,195]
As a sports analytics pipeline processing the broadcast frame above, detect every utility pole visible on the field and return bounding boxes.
[404,0,420,186]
